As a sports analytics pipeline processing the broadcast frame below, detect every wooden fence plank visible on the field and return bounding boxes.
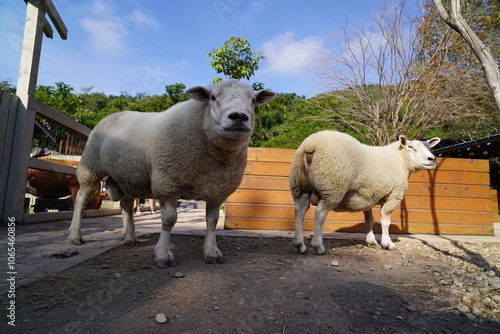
[242,161,490,186]
[230,189,493,212]
[225,218,494,235]
[237,175,492,199]
[225,203,493,225]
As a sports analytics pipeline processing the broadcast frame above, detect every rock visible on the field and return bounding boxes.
[456,304,470,314]
[101,264,111,269]
[465,313,477,321]
[172,272,185,278]
[155,313,168,324]
[471,306,483,317]
[114,273,123,279]
[330,260,339,266]
[480,297,492,306]
[405,305,417,312]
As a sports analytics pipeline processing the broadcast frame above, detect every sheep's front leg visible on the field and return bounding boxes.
[121,196,137,246]
[68,185,97,245]
[204,203,224,264]
[311,200,328,255]
[363,209,378,247]
[154,199,178,268]
[293,193,310,254]
[380,200,398,250]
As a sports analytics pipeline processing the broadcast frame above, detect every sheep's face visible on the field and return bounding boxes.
[187,80,276,140]
[400,136,441,170]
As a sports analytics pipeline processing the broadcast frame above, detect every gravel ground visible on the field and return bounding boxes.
[3,232,499,333]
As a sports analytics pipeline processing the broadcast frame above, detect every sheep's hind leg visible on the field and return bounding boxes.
[293,193,310,254]
[68,183,99,245]
[363,209,378,247]
[121,196,138,246]
[154,199,178,268]
[380,201,398,250]
[311,200,328,255]
[204,203,224,264]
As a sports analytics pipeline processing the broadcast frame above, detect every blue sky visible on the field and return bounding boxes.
[1,0,382,98]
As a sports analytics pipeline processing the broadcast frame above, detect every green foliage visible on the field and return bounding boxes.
[250,93,339,148]
[208,37,266,81]
[35,82,83,116]
[165,83,189,104]
[0,79,16,93]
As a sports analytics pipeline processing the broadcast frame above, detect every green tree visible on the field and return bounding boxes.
[0,79,16,93]
[35,82,83,116]
[165,83,188,104]
[208,37,266,82]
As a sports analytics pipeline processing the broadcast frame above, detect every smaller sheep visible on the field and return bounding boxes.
[289,130,440,254]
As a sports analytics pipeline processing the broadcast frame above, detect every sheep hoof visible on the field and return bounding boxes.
[124,239,138,247]
[294,243,307,254]
[313,246,326,255]
[155,258,177,268]
[381,242,397,250]
[68,236,85,245]
[206,255,225,264]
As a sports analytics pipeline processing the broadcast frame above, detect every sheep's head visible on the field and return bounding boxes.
[187,79,276,140]
[399,136,441,170]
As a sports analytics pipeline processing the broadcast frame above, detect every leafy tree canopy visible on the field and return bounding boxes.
[208,36,266,83]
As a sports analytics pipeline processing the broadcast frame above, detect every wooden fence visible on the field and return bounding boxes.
[225,147,497,235]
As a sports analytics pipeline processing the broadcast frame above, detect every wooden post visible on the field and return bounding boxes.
[2,0,46,223]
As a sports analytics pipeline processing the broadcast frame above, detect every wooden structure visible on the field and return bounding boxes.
[0,1,117,224]
[225,148,497,235]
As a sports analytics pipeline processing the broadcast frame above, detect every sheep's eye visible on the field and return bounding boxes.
[210,94,216,101]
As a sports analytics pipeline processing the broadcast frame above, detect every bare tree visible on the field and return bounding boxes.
[432,0,500,111]
[314,0,480,145]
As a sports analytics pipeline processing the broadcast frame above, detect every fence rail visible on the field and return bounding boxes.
[1,89,120,224]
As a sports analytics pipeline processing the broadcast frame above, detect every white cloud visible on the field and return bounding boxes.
[81,16,128,57]
[128,9,159,29]
[244,2,266,21]
[81,0,158,57]
[261,31,323,75]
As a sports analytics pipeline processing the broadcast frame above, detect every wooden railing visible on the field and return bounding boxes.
[225,147,497,235]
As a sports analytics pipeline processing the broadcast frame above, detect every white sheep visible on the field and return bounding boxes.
[68,79,276,267]
[289,130,440,254]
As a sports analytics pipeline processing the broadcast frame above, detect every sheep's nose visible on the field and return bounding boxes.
[228,112,249,122]
[428,156,436,162]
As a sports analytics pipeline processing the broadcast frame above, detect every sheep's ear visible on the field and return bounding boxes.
[399,135,408,148]
[428,137,441,148]
[254,89,277,106]
[186,86,211,102]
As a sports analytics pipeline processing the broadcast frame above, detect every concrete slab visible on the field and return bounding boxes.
[1,206,499,296]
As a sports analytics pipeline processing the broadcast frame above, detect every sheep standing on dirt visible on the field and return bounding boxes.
[289,130,440,254]
[68,79,276,267]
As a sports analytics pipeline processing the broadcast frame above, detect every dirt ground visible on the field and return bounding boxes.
[3,230,500,334]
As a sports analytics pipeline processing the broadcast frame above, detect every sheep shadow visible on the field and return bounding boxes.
[410,236,500,278]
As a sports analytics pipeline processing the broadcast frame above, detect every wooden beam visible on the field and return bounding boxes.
[17,0,45,97]
[42,15,53,38]
[28,96,92,138]
[29,157,76,175]
[40,0,68,39]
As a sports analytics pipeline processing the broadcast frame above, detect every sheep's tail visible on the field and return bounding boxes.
[304,151,315,172]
